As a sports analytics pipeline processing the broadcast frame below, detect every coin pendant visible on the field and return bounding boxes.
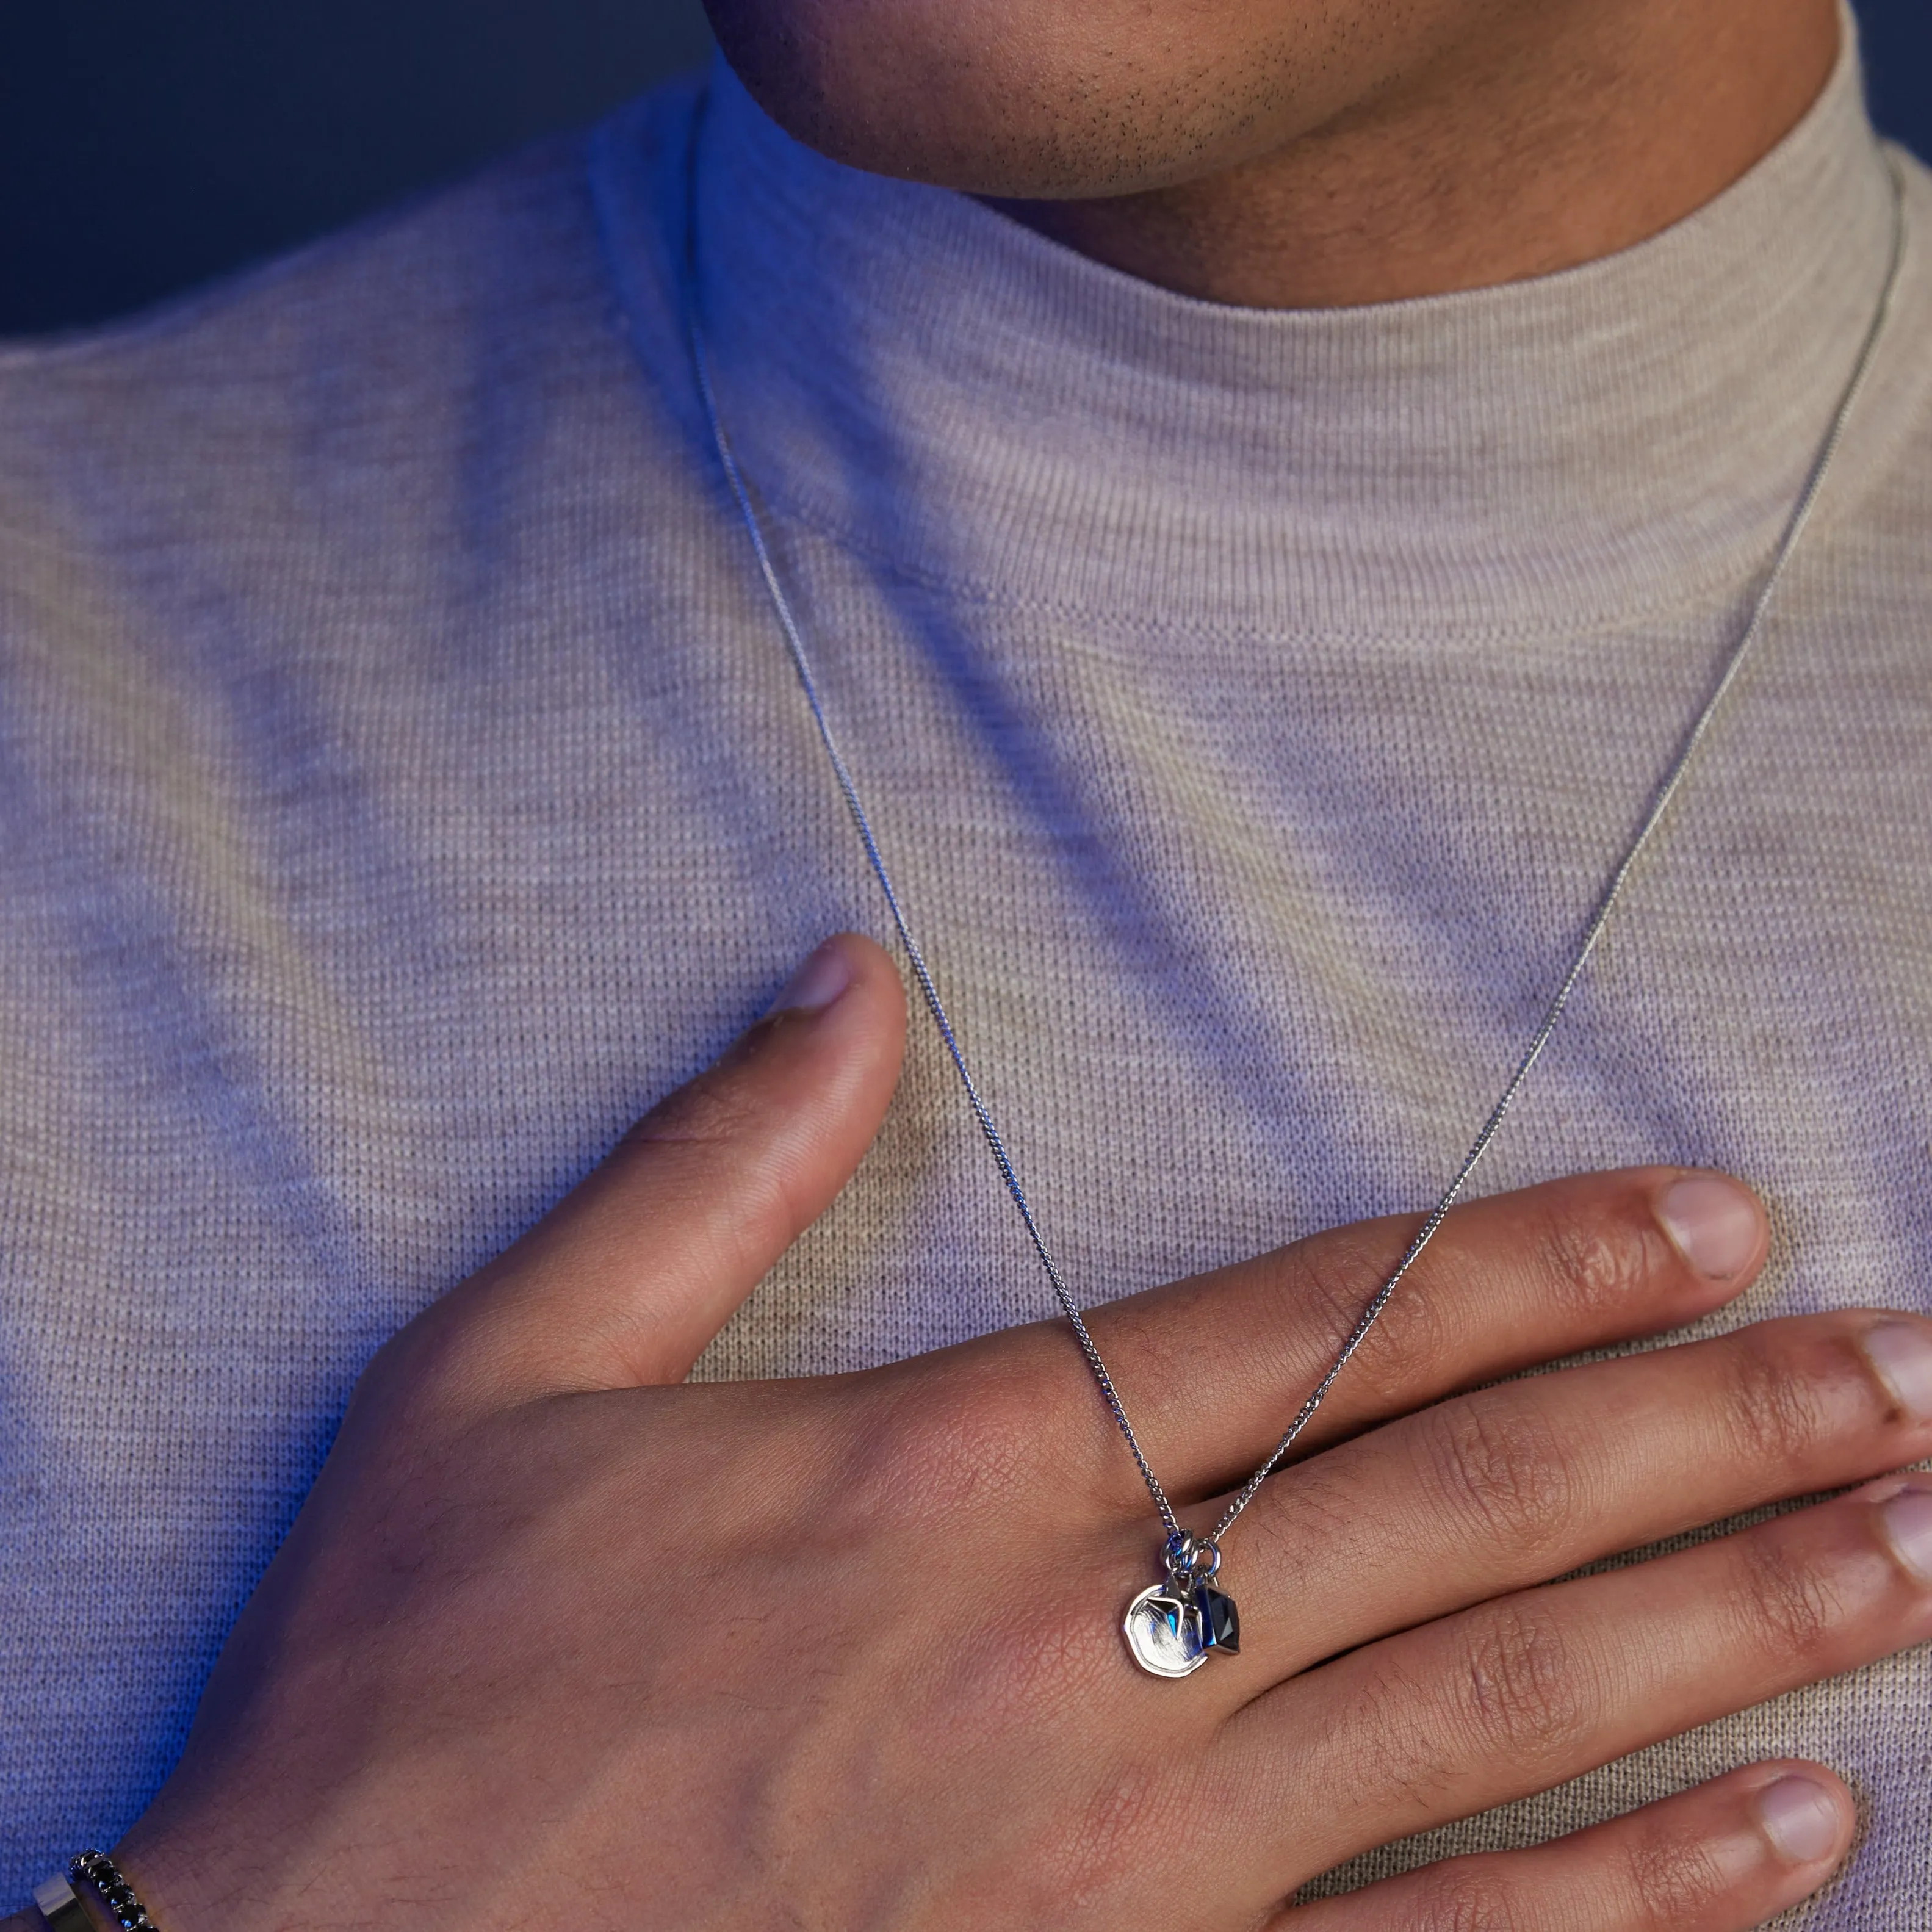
[1123,1584,1208,1678]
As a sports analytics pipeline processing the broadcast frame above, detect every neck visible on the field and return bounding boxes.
[989,0,1842,309]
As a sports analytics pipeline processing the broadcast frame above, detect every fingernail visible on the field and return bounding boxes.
[763,942,854,1018]
[1878,1485,1932,1586]
[1860,1322,1932,1423]
[1755,1774,1845,1864]
[1656,1175,1761,1279]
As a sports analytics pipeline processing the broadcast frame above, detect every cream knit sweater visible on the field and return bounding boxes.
[1,25,1928,1923]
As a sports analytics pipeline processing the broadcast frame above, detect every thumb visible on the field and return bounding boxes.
[409,932,907,1407]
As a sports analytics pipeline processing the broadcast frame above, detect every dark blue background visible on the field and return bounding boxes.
[0,0,1925,335]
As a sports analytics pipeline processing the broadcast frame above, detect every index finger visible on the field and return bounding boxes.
[1069,1166,1770,1505]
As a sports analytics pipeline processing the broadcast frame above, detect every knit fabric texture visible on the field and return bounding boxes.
[1,21,1928,1923]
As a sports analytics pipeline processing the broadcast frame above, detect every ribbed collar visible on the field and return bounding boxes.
[682,16,1901,635]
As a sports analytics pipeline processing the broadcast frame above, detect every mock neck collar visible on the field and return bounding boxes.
[682,18,1900,636]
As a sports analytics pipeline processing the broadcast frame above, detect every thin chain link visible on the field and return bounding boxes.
[684,115,1905,1563]
[683,249,1183,1541]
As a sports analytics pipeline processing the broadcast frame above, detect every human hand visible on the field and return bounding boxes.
[108,933,1932,1930]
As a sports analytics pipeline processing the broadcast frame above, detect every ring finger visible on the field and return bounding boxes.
[1220,1476,1932,1887]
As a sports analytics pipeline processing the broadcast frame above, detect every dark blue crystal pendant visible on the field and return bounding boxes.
[1122,1532,1240,1678]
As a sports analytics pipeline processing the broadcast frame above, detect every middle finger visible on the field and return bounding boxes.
[1214,1307,1932,1685]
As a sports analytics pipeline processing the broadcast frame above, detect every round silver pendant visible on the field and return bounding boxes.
[1123,1585,1206,1678]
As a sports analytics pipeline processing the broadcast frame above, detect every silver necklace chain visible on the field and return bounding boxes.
[685,143,1906,1570]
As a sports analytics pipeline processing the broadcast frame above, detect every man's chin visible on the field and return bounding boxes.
[701,0,1304,200]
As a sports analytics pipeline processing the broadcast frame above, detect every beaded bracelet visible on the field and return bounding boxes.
[32,1854,161,1932]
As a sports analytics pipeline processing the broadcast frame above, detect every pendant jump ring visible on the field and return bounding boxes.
[1164,1531,1220,1583]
